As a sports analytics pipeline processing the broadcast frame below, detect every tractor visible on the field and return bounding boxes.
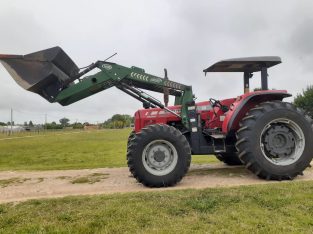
[1,47,312,187]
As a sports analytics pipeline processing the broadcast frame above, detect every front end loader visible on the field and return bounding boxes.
[1,47,312,187]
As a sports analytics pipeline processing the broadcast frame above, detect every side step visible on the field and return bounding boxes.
[212,138,226,153]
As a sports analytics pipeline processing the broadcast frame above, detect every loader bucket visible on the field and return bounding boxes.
[0,47,79,102]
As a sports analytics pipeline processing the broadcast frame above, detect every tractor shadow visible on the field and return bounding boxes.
[187,165,250,178]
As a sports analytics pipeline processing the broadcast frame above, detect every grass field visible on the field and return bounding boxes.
[0,181,312,233]
[0,129,218,171]
[2,128,311,233]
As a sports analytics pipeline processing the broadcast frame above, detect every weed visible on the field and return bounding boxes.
[71,173,109,184]
[0,177,30,188]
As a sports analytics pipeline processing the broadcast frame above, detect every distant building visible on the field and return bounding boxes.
[0,126,25,133]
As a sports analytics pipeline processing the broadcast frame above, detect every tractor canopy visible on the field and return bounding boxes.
[0,47,79,102]
[203,56,282,93]
[203,56,281,73]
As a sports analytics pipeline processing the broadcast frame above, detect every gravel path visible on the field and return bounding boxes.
[0,163,312,204]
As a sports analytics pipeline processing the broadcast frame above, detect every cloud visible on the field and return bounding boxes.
[285,17,313,72]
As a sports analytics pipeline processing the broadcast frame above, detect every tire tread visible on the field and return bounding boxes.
[236,101,313,180]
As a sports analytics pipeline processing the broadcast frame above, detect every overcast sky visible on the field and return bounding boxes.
[0,0,313,124]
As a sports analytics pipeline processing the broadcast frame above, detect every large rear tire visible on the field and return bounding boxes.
[236,101,313,180]
[127,124,191,187]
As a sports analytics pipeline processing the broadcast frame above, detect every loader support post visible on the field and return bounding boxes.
[261,66,268,90]
[243,72,250,94]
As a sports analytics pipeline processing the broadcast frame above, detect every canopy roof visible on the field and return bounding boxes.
[204,56,281,73]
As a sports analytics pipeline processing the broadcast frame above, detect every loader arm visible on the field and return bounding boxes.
[55,61,194,127]
[0,47,194,128]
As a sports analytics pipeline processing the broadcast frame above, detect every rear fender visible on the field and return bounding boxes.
[222,90,291,133]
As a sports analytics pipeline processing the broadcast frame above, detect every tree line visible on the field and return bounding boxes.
[0,114,134,130]
[102,114,134,129]
[45,114,133,129]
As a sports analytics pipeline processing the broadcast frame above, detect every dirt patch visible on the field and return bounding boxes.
[0,163,312,204]
[0,177,30,188]
[70,173,109,184]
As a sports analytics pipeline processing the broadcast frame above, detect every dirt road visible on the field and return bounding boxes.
[0,163,312,204]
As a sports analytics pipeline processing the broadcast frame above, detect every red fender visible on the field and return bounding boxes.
[222,90,291,133]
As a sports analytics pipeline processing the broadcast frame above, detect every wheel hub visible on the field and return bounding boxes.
[154,149,166,162]
[142,140,178,176]
[146,145,171,169]
[264,125,295,158]
[260,118,305,166]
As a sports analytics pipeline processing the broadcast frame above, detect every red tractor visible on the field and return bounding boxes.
[1,47,312,187]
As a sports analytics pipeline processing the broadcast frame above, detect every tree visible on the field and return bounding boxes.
[46,122,63,129]
[111,114,125,122]
[103,114,134,129]
[294,85,313,118]
[72,122,83,129]
[0,122,7,126]
[28,121,34,127]
[254,88,276,91]
[59,118,70,127]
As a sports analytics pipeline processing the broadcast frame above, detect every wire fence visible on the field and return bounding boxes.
[0,127,85,138]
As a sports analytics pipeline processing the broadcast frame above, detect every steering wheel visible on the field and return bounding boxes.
[209,98,229,112]
[209,98,222,108]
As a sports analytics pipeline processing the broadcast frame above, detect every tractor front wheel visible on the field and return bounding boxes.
[127,130,136,160]
[127,124,191,187]
[127,130,136,145]
[236,101,313,180]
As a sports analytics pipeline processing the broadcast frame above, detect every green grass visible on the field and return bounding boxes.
[0,129,129,170]
[0,129,82,139]
[192,155,219,164]
[0,181,312,233]
[0,129,218,171]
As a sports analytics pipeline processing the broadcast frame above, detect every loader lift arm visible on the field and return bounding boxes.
[0,47,194,128]
[55,61,194,127]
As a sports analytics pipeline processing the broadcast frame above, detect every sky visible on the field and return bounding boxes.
[0,0,313,124]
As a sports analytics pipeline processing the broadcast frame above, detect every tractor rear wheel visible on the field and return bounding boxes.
[215,153,243,166]
[236,101,313,180]
[127,124,191,187]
